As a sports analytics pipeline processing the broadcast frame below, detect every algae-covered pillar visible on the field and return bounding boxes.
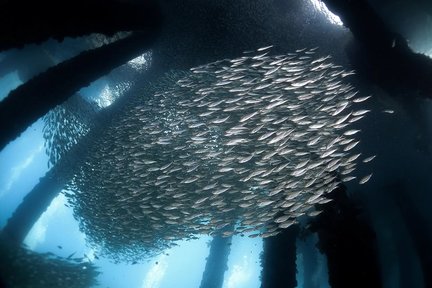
[310,185,381,288]
[199,235,232,288]
[260,224,299,288]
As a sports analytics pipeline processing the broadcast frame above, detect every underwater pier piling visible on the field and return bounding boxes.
[322,0,432,98]
[0,0,161,52]
[310,186,382,288]
[393,186,432,288]
[0,71,153,244]
[0,29,161,152]
[297,235,320,288]
[199,235,232,288]
[260,224,299,288]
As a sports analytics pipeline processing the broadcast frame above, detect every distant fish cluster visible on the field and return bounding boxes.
[43,96,95,167]
[0,238,98,288]
[68,46,373,260]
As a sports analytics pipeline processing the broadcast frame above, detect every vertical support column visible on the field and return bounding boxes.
[310,186,382,288]
[199,235,232,288]
[260,224,299,288]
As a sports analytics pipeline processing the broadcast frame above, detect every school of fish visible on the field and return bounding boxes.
[43,96,94,167]
[67,46,374,260]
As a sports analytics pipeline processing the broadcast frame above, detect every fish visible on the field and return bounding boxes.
[359,173,373,184]
[353,95,372,103]
[343,140,360,151]
[240,111,259,123]
[344,129,361,136]
[331,102,349,116]
[363,155,376,163]
[67,252,77,260]
[211,115,230,124]
[342,176,356,182]
[278,220,296,229]
[352,109,370,116]
[307,210,323,217]
[66,47,373,261]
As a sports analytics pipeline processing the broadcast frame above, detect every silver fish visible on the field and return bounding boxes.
[359,173,373,184]
[65,47,373,261]
[362,155,376,163]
